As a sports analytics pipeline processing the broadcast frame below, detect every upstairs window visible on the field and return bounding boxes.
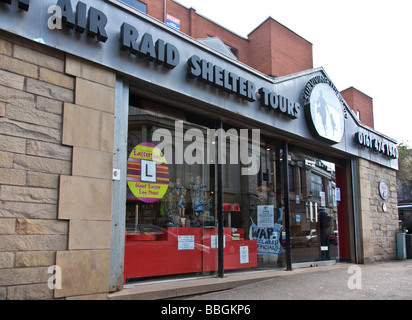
[120,0,147,13]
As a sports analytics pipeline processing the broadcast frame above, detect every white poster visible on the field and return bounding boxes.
[249,208,284,256]
[240,246,249,264]
[320,191,326,207]
[335,188,341,201]
[178,235,194,250]
[210,235,225,248]
[257,205,274,228]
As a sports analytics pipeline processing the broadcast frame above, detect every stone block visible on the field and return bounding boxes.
[0,235,67,251]
[16,219,68,235]
[0,168,25,186]
[6,283,54,300]
[66,293,108,300]
[54,250,110,298]
[0,69,24,90]
[13,45,64,72]
[0,38,12,56]
[358,158,370,168]
[0,135,26,154]
[0,267,49,286]
[359,197,370,213]
[0,54,38,78]
[75,78,115,113]
[13,154,69,175]
[36,96,63,115]
[26,78,73,103]
[62,103,114,152]
[27,172,59,189]
[26,140,72,161]
[6,103,62,130]
[0,186,58,204]
[72,147,113,180]
[58,175,112,221]
[0,202,57,219]
[13,154,71,175]
[68,220,111,250]
[0,118,61,144]
[0,219,15,235]
[0,151,13,168]
[0,252,14,268]
[0,85,35,108]
[359,179,371,197]
[0,102,4,117]
[65,55,116,87]
[39,68,75,90]
[15,251,55,267]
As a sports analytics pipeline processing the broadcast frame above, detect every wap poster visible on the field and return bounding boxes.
[249,206,283,255]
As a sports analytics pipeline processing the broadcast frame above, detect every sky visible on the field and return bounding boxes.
[176,0,412,147]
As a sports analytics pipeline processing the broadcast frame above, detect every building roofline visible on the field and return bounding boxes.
[248,16,313,45]
[341,86,373,100]
[171,0,249,40]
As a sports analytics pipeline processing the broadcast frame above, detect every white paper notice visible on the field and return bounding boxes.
[210,235,225,248]
[257,205,274,228]
[178,235,194,250]
[240,246,249,264]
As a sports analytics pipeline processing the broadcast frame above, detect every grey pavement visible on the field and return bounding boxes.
[184,260,412,300]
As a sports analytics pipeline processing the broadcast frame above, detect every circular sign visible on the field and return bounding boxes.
[307,83,345,144]
[127,142,169,203]
[379,180,389,200]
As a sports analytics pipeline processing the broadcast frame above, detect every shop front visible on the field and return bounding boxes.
[0,0,399,299]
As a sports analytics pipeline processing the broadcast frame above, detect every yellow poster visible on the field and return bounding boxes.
[127,142,169,203]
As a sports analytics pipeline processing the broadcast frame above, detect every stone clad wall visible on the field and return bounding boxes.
[55,55,115,300]
[357,159,399,263]
[0,33,73,299]
[0,32,116,300]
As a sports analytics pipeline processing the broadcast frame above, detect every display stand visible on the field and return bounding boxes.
[124,227,257,281]
[223,203,240,227]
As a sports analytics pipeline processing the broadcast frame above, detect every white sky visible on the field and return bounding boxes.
[176,0,412,147]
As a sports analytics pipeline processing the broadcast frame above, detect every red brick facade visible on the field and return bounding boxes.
[141,0,372,125]
[144,0,313,77]
[341,87,374,129]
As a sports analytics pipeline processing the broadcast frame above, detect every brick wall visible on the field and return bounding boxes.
[341,87,374,129]
[357,159,398,263]
[0,32,116,300]
[145,0,312,76]
[248,18,313,77]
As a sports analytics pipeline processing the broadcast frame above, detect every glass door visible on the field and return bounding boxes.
[225,130,286,270]
[288,147,339,264]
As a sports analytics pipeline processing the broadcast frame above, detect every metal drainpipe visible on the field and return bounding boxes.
[282,140,292,271]
[217,120,224,278]
[163,0,166,23]
[351,158,363,264]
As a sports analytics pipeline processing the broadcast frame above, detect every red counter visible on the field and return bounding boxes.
[124,227,257,281]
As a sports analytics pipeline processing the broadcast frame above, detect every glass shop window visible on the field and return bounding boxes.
[221,128,286,269]
[124,96,218,281]
[123,94,286,282]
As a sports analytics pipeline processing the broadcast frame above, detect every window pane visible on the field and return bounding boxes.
[134,0,147,13]
[120,0,133,6]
